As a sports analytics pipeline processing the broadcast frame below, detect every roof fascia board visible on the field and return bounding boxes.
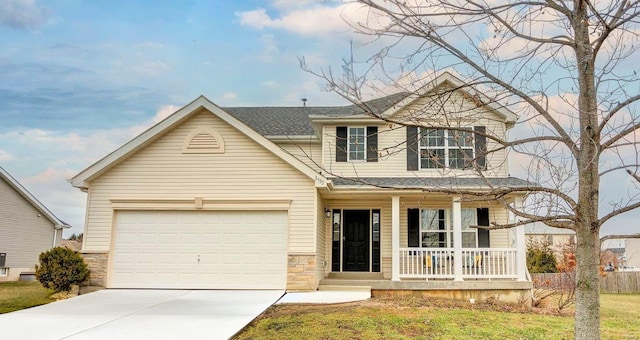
[0,167,70,228]
[71,96,328,189]
[266,135,320,143]
[309,116,386,124]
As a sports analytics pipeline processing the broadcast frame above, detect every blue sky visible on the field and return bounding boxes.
[1,0,358,236]
[0,0,637,238]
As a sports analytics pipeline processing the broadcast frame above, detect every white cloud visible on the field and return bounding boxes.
[258,34,280,62]
[0,0,48,30]
[237,5,352,37]
[262,80,279,88]
[221,92,238,100]
[0,148,14,161]
[152,105,181,124]
[272,0,320,10]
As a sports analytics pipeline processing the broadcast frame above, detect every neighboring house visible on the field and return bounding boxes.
[602,239,640,270]
[525,222,576,259]
[0,167,70,281]
[61,240,83,252]
[626,239,640,269]
[71,72,534,300]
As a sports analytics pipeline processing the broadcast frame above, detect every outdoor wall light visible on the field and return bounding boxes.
[324,207,331,218]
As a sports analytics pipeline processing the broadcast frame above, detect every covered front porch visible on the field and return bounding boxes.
[320,177,532,292]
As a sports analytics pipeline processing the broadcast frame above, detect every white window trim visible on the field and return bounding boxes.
[419,209,451,248]
[0,267,8,276]
[347,126,367,162]
[418,128,475,170]
[419,208,478,248]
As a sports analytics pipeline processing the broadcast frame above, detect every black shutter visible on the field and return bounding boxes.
[0,253,5,267]
[336,126,347,162]
[366,126,378,162]
[407,126,419,171]
[408,208,420,247]
[477,208,490,248]
[474,126,487,170]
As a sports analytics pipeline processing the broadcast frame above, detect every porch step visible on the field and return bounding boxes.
[326,272,384,280]
[318,285,371,293]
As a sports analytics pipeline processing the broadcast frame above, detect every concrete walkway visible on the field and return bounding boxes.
[0,289,283,340]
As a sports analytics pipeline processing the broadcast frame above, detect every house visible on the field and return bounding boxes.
[525,221,576,259]
[601,239,640,271]
[0,167,70,281]
[71,72,534,301]
[61,239,83,252]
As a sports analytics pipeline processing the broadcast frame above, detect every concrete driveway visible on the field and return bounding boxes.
[0,289,283,340]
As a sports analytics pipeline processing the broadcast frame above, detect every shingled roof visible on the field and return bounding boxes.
[331,177,537,189]
[222,92,408,136]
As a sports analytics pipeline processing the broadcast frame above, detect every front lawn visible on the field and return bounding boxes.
[0,281,54,314]
[234,294,640,339]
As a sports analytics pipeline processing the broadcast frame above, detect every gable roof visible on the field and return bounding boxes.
[0,167,70,229]
[380,72,518,124]
[70,96,329,189]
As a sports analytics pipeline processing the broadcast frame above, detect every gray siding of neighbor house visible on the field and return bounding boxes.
[0,178,58,270]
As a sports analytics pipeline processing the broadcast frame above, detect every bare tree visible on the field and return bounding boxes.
[302,1,640,339]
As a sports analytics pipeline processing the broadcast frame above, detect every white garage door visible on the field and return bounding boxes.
[110,210,288,289]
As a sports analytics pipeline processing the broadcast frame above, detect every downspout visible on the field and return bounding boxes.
[52,225,62,248]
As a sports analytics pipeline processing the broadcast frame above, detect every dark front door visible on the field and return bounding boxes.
[342,210,370,271]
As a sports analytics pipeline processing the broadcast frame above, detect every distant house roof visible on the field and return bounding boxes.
[332,177,536,190]
[61,240,82,252]
[0,167,70,229]
[524,222,575,235]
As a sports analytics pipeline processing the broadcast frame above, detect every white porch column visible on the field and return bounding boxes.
[452,196,463,281]
[514,195,528,281]
[391,196,401,281]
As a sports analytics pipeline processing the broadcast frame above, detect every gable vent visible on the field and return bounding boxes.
[182,129,225,154]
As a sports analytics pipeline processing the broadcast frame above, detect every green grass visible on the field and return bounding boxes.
[0,281,54,314]
[234,294,640,340]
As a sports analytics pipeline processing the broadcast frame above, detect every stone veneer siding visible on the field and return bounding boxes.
[81,252,108,287]
[287,254,317,291]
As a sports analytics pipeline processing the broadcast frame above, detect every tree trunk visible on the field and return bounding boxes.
[574,226,600,339]
[573,1,601,338]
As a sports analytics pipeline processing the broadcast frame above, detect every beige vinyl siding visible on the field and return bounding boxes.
[322,91,510,178]
[278,142,322,172]
[315,192,327,279]
[0,178,56,271]
[625,239,640,268]
[84,109,317,253]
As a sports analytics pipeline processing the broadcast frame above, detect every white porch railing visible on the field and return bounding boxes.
[399,248,518,280]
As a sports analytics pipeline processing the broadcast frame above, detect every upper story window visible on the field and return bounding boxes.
[336,126,378,163]
[407,126,486,171]
[348,127,366,161]
[419,128,474,169]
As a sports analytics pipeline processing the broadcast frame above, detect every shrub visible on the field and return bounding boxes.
[35,247,89,293]
[527,239,558,273]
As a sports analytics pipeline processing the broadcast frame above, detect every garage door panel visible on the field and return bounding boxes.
[110,210,287,289]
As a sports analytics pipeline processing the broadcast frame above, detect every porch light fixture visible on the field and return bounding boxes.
[324,207,331,218]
